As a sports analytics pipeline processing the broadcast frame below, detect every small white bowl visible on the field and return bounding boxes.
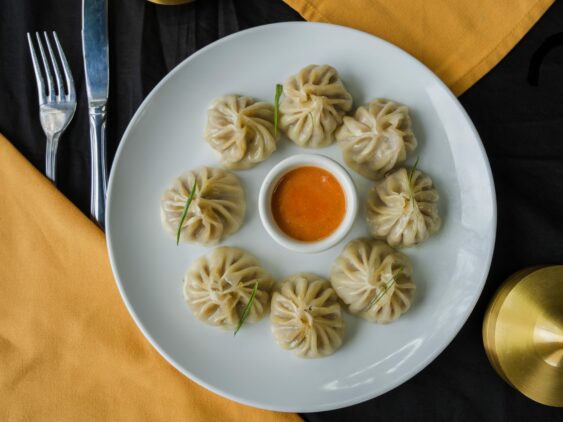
[258,154,358,253]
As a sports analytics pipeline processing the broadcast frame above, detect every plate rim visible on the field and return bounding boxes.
[106,21,497,412]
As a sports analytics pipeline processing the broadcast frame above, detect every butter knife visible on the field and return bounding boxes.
[82,0,109,228]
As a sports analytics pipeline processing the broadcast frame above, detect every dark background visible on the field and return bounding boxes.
[1,0,563,420]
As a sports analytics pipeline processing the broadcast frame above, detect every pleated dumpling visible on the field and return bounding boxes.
[279,64,353,148]
[271,273,345,358]
[160,167,245,245]
[184,247,274,327]
[367,167,441,248]
[205,95,278,169]
[330,239,415,324]
[336,99,417,180]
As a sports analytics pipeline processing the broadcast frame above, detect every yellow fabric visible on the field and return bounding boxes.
[284,0,554,95]
[0,134,301,421]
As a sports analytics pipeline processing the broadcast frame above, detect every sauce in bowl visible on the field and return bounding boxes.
[271,166,346,242]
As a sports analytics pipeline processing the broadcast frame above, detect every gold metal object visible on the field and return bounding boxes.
[483,266,563,407]
[146,0,195,5]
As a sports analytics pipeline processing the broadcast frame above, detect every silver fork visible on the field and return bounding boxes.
[27,31,76,183]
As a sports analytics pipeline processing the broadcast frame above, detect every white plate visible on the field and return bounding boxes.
[106,22,496,412]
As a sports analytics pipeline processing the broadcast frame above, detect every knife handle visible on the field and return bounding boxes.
[88,104,108,229]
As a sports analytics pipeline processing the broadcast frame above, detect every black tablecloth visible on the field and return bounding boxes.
[1,1,562,420]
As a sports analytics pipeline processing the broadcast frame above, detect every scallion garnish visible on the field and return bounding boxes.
[274,84,283,137]
[176,180,197,245]
[367,266,404,310]
[234,282,258,336]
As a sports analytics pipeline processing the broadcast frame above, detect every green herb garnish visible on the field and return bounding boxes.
[367,266,404,310]
[407,156,420,204]
[274,84,283,137]
[234,282,258,336]
[176,180,197,245]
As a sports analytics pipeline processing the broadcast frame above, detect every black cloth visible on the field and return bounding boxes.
[1,1,562,421]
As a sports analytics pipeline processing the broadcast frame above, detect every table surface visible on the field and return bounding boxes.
[1,1,562,420]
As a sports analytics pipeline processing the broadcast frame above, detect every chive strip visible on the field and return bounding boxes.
[234,282,258,336]
[176,180,197,245]
[274,84,283,137]
[367,266,404,310]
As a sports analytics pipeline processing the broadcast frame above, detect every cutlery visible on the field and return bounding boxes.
[27,32,76,183]
[82,0,109,228]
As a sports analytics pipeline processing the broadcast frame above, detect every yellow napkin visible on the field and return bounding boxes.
[0,134,301,421]
[284,0,554,95]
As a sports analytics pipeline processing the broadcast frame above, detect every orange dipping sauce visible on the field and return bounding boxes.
[271,166,346,242]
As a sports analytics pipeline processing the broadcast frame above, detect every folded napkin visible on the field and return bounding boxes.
[284,0,554,95]
[0,134,300,421]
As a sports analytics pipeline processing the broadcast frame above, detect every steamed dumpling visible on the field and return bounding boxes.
[205,95,278,169]
[330,239,415,323]
[367,167,441,247]
[279,64,353,148]
[336,99,417,180]
[184,247,274,327]
[271,273,344,358]
[160,167,245,245]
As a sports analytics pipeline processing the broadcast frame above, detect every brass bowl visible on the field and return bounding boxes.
[483,266,563,407]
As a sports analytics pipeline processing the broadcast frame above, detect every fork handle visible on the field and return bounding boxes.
[45,132,61,183]
[88,104,107,229]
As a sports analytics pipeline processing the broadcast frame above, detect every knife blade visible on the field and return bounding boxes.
[82,0,109,229]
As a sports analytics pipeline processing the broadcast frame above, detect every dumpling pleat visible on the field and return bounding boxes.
[279,64,352,148]
[205,95,278,169]
[331,239,416,324]
[336,99,417,180]
[271,273,345,358]
[183,247,274,327]
[366,167,441,248]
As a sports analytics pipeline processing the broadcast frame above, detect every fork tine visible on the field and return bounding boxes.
[43,32,64,99]
[52,32,75,101]
[27,33,46,103]
[34,32,54,100]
